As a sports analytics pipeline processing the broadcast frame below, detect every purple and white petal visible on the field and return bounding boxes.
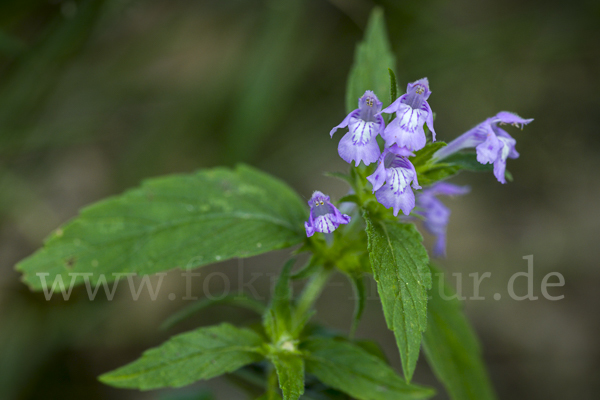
[330,109,359,138]
[381,94,407,114]
[367,157,387,192]
[475,130,501,164]
[376,184,416,216]
[338,132,381,167]
[492,137,514,184]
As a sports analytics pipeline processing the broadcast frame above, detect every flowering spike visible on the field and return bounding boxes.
[380,78,435,151]
[330,90,384,166]
[304,191,351,237]
[433,112,533,183]
[416,182,470,257]
[367,146,420,216]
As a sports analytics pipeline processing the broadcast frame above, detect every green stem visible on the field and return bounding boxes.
[294,266,333,323]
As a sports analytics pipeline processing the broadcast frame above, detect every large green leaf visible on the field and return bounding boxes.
[269,353,305,400]
[345,7,396,113]
[364,214,431,382]
[422,265,496,400]
[99,323,265,390]
[17,164,307,290]
[303,337,434,400]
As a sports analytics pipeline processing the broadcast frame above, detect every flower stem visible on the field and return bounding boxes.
[294,266,333,323]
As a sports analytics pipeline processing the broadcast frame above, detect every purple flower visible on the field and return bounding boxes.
[367,145,421,216]
[330,90,385,166]
[305,191,351,237]
[415,182,470,257]
[380,78,436,151]
[433,112,533,184]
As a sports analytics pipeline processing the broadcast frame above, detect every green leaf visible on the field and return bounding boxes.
[17,164,307,290]
[422,265,497,400]
[264,259,295,342]
[433,152,511,182]
[364,214,431,382]
[160,294,266,331]
[345,7,396,113]
[442,153,493,172]
[99,323,265,390]
[303,337,434,400]
[269,354,305,400]
[411,142,448,169]
[417,164,462,186]
[388,68,398,104]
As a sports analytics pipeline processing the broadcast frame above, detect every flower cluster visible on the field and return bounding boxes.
[330,79,435,217]
[306,78,532,257]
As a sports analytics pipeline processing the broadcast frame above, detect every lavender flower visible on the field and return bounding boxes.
[380,78,436,151]
[367,145,421,216]
[415,182,470,257]
[330,90,385,166]
[433,112,533,184]
[305,191,351,237]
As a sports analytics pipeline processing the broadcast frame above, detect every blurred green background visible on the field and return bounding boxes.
[0,0,598,399]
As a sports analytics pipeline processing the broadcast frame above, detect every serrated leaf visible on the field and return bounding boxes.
[99,323,265,390]
[264,259,295,342]
[160,294,266,331]
[303,337,434,400]
[364,214,431,382]
[17,164,307,290]
[422,264,497,400]
[269,353,305,400]
[345,7,396,113]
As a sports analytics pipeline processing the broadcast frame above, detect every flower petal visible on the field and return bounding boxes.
[330,109,359,138]
[304,221,315,237]
[382,111,426,151]
[338,132,381,167]
[475,128,501,164]
[494,111,534,128]
[387,166,414,195]
[375,183,416,216]
[423,182,471,197]
[367,158,387,192]
[423,100,436,141]
[381,94,407,114]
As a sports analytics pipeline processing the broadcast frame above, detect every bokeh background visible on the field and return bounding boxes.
[0,0,598,399]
